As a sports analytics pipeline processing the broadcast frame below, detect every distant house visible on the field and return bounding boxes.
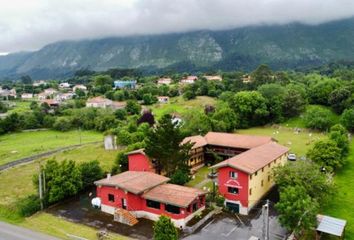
[180,76,198,84]
[157,78,172,85]
[44,88,58,95]
[0,88,16,99]
[114,80,137,89]
[73,84,87,92]
[59,82,70,89]
[157,96,169,103]
[55,92,75,101]
[242,75,252,83]
[41,99,60,107]
[204,75,222,81]
[37,88,58,100]
[21,93,34,99]
[86,96,126,110]
[32,80,46,87]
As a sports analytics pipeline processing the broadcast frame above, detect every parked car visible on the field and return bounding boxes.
[287,153,297,161]
[208,171,218,179]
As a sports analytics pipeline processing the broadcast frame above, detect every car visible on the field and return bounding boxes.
[208,172,218,179]
[287,153,297,161]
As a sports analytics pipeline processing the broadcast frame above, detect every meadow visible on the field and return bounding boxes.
[0,130,102,165]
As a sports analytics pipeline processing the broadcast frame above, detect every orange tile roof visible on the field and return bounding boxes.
[94,171,169,194]
[204,132,273,149]
[87,96,111,104]
[143,184,206,208]
[211,142,289,174]
[182,135,208,149]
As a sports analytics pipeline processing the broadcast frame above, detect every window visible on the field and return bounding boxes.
[254,171,258,176]
[249,188,252,195]
[250,174,252,180]
[268,175,271,182]
[108,194,115,202]
[146,200,160,209]
[229,171,238,179]
[261,180,264,187]
[165,204,180,214]
[262,167,264,172]
[228,187,239,194]
[192,202,198,212]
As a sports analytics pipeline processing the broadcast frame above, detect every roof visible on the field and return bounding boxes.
[204,75,222,81]
[87,96,111,104]
[125,148,146,156]
[112,101,126,107]
[94,171,169,195]
[143,184,206,208]
[204,132,273,149]
[211,142,289,174]
[182,135,208,149]
[316,214,347,237]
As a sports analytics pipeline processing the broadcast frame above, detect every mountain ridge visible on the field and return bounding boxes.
[1,17,354,79]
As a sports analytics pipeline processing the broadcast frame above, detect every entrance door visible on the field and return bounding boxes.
[226,202,239,213]
[121,198,127,209]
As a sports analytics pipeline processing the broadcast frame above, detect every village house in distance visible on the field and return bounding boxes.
[127,132,289,215]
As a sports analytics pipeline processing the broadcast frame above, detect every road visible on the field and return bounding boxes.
[0,221,61,240]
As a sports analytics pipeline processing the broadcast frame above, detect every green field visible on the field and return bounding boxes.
[150,96,216,119]
[237,126,326,157]
[0,130,103,165]
[322,140,354,239]
[7,100,32,114]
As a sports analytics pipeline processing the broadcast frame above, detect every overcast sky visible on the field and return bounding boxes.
[1,0,354,54]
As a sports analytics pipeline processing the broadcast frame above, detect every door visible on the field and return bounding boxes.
[226,202,239,213]
[121,198,127,209]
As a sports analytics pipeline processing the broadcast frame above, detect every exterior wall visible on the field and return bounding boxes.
[128,153,155,173]
[248,153,288,209]
[188,147,205,168]
[217,166,249,210]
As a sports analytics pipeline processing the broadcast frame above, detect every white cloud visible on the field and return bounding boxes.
[0,0,354,53]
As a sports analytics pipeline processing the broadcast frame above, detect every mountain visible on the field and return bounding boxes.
[1,17,354,79]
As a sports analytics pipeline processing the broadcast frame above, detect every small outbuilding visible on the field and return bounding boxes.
[316,214,347,239]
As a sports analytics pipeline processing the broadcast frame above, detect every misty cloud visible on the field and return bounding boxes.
[1,0,354,53]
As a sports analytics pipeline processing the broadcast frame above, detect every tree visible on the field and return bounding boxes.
[251,64,273,85]
[170,168,190,185]
[145,114,192,176]
[153,216,178,240]
[308,78,340,105]
[258,83,286,122]
[181,111,212,136]
[329,124,349,157]
[137,110,155,126]
[329,87,352,114]
[303,106,334,131]
[79,160,104,189]
[114,109,128,120]
[53,117,72,131]
[307,139,343,172]
[231,91,269,128]
[126,100,141,115]
[142,93,157,105]
[340,108,354,132]
[183,90,196,100]
[211,105,238,132]
[112,151,129,174]
[21,75,33,85]
[276,186,319,235]
[282,84,307,118]
[273,161,334,204]
[0,101,8,113]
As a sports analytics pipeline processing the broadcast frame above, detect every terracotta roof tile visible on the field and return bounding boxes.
[182,135,208,149]
[94,171,169,194]
[143,184,206,208]
[204,132,273,149]
[211,142,289,174]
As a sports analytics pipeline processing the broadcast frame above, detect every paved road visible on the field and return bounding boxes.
[0,221,61,240]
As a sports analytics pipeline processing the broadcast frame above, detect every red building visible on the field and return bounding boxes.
[95,171,206,228]
[211,142,289,214]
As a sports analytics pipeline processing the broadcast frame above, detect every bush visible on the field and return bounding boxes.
[170,169,190,185]
[215,195,225,207]
[304,106,334,131]
[153,216,178,240]
[340,108,354,132]
[79,160,104,189]
[16,195,41,217]
[53,117,72,131]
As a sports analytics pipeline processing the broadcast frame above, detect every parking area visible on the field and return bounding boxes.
[183,209,287,240]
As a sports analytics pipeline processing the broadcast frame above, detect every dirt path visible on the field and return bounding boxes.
[0,141,101,171]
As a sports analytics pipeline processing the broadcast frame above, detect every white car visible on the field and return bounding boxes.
[287,153,297,161]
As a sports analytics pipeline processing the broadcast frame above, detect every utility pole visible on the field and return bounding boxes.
[38,164,44,210]
[262,199,270,240]
[79,127,82,145]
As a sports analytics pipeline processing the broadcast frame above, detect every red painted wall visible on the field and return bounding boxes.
[217,166,249,207]
[128,153,155,172]
[97,185,206,220]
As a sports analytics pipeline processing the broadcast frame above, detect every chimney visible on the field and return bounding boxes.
[107,173,111,180]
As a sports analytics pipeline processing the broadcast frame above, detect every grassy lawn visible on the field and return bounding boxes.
[0,130,103,165]
[149,96,216,119]
[0,143,119,206]
[237,126,326,157]
[186,166,210,187]
[7,100,32,114]
[19,213,128,240]
[321,140,354,239]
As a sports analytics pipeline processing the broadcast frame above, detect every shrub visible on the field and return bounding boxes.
[215,195,225,207]
[304,106,334,131]
[53,117,72,131]
[16,195,41,217]
[340,108,354,132]
[170,169,190,185]
[153,216,178,240]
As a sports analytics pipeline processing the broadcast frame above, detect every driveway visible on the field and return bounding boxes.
[0,221,60,240]
[183,211,287,240]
